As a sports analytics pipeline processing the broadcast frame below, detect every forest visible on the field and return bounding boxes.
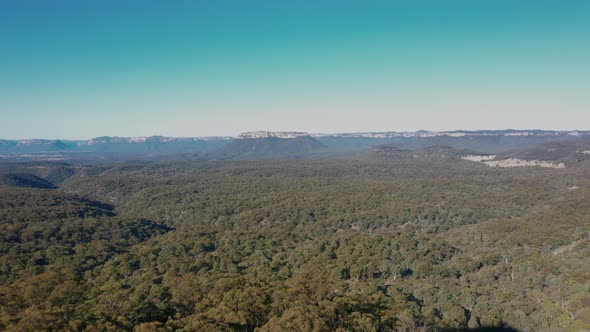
[0,154,589,331]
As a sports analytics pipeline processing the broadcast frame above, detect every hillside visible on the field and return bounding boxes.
[498,138,590,164]
[458,138,590,169]
[370,144,478,159]
[0,173,56,189]
[0,186,173,332]
[1,136,590,331]
[20,156,583,331]
[0,162,80,190]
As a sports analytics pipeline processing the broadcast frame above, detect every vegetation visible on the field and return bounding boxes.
[0,155,589,331]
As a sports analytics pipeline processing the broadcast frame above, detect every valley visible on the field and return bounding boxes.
[0,136,589,331]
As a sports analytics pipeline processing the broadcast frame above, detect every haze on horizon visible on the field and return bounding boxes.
[1,1,589,140]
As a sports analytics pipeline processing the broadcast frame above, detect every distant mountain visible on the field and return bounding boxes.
[212,132,325,159]
[82,135,231,154]
[0,139,76,154]
[0,139,77,153]
[86,135,231,145]
[315,130,590,153]
[2,130,590,161]
[314,129,590,139]
[0,136,232,158]
[238,131,311,139]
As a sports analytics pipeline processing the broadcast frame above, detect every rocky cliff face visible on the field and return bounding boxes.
[238,131,311,139]
[313,130,590,138]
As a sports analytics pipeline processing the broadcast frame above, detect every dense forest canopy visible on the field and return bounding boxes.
[0,149,589,331]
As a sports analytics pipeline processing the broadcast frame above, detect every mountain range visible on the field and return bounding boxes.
[1,130,589,161]
[212,132,325,160]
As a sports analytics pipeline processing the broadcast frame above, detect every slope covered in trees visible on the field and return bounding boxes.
[0,156,589,331]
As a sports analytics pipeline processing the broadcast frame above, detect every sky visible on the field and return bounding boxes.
[1,0,589,139]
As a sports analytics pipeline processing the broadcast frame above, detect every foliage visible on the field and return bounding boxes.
[0,157,589,331]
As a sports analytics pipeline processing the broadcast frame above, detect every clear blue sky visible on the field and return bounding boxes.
[1,0,589,139]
